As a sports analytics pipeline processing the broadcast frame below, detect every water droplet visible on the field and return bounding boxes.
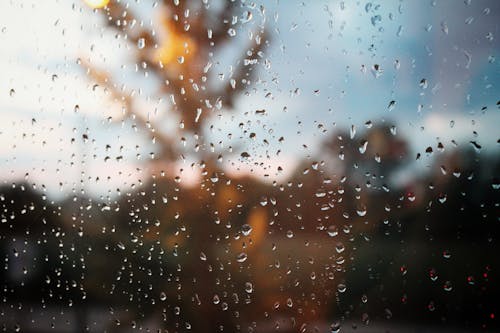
[350,125,356,139]
[438,193,447,204]
[387,100,396,111]
[137,38,145,49]
[397,25,403,37]
[358,140,368,154]
[315,190,326,198]
[429,268,438,281]
[327,225,338,237]
[330,322,341,333]
[428,301,435,312]
[371,64,383,77]
[441,21,449,34]
[210,172,219,183]
[371,15,382,26]
[362,313,370,325]
[241,224,253,236]
[470,141,482,152]
[245,282,253,293]
[356,206,367,216]
[236,252,248,263]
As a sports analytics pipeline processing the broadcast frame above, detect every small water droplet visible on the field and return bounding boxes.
[210,172,219,183]
[396,25,403,37]
[429,268,438,281]
[335,242,345,254]
[359,140,368,154]
[245,282,253,293]
[443,281,453,292]
[330,322,341,333]
[236,252,248,263]
[327,225,338,237]
[241,224,253,236]
[137,38,145,49]
[441,21,449,34]
[442,250,451,259]
[428,301,435,312]
[387,100,396,111]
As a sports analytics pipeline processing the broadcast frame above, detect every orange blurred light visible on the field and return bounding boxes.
[154,21,196,66]
[83,0,110,9]
[245,207,268,249]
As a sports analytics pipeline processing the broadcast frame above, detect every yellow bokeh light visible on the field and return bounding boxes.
[83,0,110,9]
[154,21,196,67]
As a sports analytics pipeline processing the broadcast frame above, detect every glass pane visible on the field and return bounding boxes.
[1,0,498,332]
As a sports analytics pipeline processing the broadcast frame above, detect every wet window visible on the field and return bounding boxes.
[1,0,499,332]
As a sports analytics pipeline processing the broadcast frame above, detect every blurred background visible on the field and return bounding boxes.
[0,0,498,332]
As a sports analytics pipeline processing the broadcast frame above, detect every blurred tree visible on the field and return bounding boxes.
[84,0,268,153]
[80,0,270,331]
[323,124,409,184]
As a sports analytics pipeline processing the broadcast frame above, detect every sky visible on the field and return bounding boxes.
[0,0,499,199]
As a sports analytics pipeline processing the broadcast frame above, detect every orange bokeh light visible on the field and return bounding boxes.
[154,21,196,66]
